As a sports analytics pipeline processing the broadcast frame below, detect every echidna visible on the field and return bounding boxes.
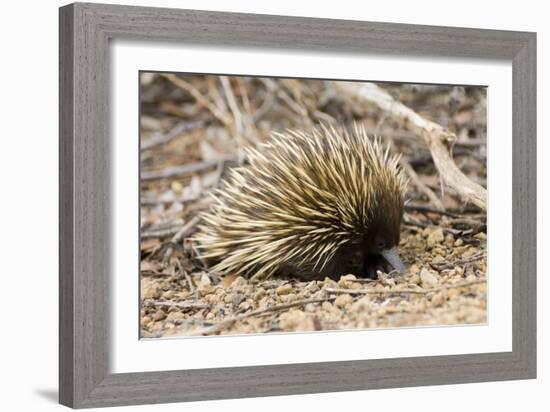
[195,123,407,281]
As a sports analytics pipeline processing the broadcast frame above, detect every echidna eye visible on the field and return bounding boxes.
[376,239,386,250]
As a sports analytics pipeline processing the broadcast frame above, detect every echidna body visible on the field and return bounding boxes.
[195,124,407,281]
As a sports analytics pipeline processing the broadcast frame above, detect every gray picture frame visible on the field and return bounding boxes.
[59,2,537,408]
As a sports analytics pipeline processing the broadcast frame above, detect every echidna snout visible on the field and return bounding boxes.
[308,231,405,280]
[195,123,407,281]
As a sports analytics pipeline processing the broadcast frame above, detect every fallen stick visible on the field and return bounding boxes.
[325,279,486,296]
[141,120,204,151]
[335,82,487,210]
[160,73,231,127]
[142,299,211,311]
[192,297,335,336]
[430,252,485,270]
[162,215,202,263]
[173,257,196,293]
[220,76,244,139]
[140,226,181,239]
[140,195,199,206]
[400,158,445,210]
[141,156,237,181]
[404,203,459,218]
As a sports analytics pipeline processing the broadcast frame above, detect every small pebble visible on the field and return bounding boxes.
[420,268,439,288]
[334,294,353,308]
[151,322,165,332]
[338,274,357,288]
[142,286,161,300]
[231,276,248,287]
[232,293,246,306]
[279,310,314,331]
[204,293,220,304]
[408,264,420,275]
[162,290,175,300]
[447,288,461,299]
[276,284,293,295]
[254,288,266,300]
[462,247,477,258]
[466,274,478,283]
[171,181,183,194]
[432,247,446,256]
[197,285,213,297]
[166,312,185,323]
[305,282,320,293]
[474,232,487,241]
[176,291,191,300]
[323,277,338,288]
[350,296,372,313]
[432,255,446,265]
[200,273,212,286]
[305,303,317,312]
[427,228,445,248]
[282,293,297,302]
[321,301,333,311]
[431,292,446,307]
[153,310,166,321]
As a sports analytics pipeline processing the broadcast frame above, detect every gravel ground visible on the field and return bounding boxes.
[140,224,487,338]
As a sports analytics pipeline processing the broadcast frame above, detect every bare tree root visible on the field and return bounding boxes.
[335,82,487,211]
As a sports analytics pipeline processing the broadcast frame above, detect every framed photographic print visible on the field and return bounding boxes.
[59,2,536,408]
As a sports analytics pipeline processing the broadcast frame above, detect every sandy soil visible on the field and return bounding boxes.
[140,225,486,337]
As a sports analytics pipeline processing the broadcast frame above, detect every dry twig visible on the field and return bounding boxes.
[220,76,244,139]
[141,226,181,239]
[142,299,210,310]
[430,252,485,270]
[141,120,204,151]
[141,156,237,181]
[192,297,336,335]
[404,203,459,218]
[326,279,486,296]
[160,73,232,127]
[400,158,445,210]
[163,215,202,262]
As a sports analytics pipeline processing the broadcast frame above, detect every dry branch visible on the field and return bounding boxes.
[404,203,459,218]
[326,279,486,296]
[141,156,237,181]
[220,76,244,139]
[170,215,201,246]
[430,252,485,270]
[400,158,445,210]
[192,297,335,336]
[141,226,181,239]
[220,76,261,146]
[160,73,232,127]
[141,120,204,151]
[142,299,210,310]
[335,82,487,210]
[162,215,202,263]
